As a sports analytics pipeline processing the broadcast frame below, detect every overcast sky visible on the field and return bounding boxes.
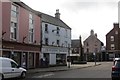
[20,0,119,45]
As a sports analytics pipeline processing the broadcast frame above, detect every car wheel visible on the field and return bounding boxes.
[21,72,26,78]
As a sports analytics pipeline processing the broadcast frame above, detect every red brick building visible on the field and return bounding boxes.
[1,1,41,69]
[106,23,120,60]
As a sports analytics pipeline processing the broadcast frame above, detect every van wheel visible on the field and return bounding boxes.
[21,72,26,78]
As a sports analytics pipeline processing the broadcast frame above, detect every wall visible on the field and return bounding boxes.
[2,2,11,41]
[42,22,71,47]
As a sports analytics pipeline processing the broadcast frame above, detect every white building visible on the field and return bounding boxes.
[41,10,71,66]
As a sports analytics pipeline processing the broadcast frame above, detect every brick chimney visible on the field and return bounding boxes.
[90,29,94,35]
[113,23,119,29]
[55,9,60,19]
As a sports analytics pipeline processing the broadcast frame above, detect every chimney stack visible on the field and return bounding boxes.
[113,23,119,29]
[90,29,94,35]
[55,9,60,19]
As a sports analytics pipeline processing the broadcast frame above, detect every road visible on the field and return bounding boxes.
[26,62,113,78]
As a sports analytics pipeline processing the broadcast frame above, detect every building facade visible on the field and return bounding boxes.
[84,30,103,61]
[1,1,41,69]
[71,36,84,63]
[106,23,120,60]
[41,10,71,66]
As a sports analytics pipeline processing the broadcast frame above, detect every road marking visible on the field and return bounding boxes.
[32,73,54,78]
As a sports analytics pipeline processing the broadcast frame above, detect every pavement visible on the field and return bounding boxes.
[27,62,101,75]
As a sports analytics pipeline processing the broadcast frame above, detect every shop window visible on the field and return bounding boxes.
[56,54,66,64]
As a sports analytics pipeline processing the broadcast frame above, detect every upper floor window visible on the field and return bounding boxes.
[115,31,118,34]
[29,13,34,43]
[110,36,114,41]
[45,38,48,45]
[11,4,18,18]
[56,27,60,35]
[57,40,60,46]
[10,22,17,40]
[86,42,89,46]
[45,24,48,33]
[29,13,34,25]
[87,48,89,53]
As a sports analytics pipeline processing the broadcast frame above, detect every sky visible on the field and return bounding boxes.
[20,0,119,45]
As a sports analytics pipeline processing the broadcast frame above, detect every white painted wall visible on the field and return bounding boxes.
[42,22,71,47]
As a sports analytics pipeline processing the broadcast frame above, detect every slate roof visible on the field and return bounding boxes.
[71,39,80,48]
[14,1,71,30]
[41,13,71,30]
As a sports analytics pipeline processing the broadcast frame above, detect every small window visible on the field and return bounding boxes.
[45,24,48,33]
[57,27,59,34]
[11,61,18,68]
[110,36,114,41]
[115,31,118,34]
[45,38,48,45]
[86,42,89,46]
[87,48,89,53]
[111,44,115,50]
[57,40,60,46]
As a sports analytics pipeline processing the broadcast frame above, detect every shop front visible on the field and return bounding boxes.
[2,40,40,69]
[42,46,68,66]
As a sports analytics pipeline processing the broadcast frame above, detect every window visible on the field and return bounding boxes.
[29,14,33,24]
[87,48,89,53]
[11,61,18,68]
[111,44,115,50]
[11,4,18,18]
[45,38,48,45]
[45,24,48,33]
[110,36,114,41]
[57,40,60,46]
[115,31,118,34]
[10,22,17,40]
[86,42,89,46]
[56,27,60,35]
[29,13,34,43]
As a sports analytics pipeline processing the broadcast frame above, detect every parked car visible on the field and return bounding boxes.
[0,57,27,79]
[111,58,120,80]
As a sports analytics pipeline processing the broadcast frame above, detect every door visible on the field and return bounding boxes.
[10,61,21,78]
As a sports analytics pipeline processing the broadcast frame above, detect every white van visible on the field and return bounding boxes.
[0,57,27,79]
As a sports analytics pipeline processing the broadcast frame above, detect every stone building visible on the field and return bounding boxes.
[84,30,103,61]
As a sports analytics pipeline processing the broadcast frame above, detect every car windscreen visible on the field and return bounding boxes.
[114,60,120,67]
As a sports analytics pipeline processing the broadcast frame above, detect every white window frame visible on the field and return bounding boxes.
[110,36,114,41]
[29,13,34,43]
[111,44,115,50]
